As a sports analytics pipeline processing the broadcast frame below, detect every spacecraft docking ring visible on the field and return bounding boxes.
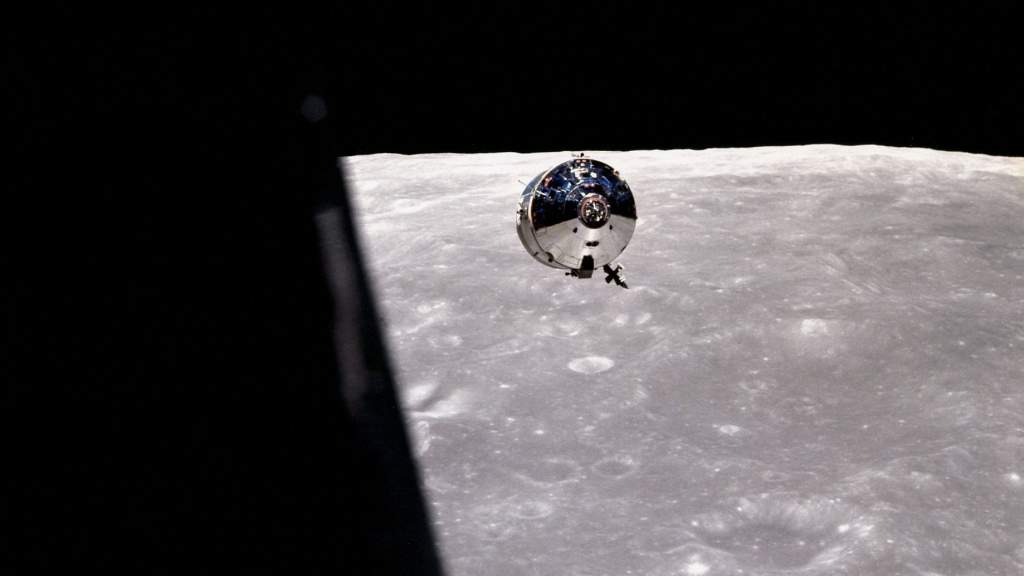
[516,154,636,288]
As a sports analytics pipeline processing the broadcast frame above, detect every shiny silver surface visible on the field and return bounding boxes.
[516,156,637,272]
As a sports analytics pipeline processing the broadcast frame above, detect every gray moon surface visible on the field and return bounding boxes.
[343,146,1024,576]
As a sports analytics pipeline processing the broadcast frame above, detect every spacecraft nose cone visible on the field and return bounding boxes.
[579,194,610,228]
[516,156,637,274]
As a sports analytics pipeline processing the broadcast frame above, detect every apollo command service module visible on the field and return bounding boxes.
[516,153,636,288]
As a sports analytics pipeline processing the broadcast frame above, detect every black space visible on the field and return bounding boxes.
[18,5,1020,574]
[317,5,1022,157]
[39,5,1022,158]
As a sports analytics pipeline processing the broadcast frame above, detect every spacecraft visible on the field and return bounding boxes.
[516,154,636,288]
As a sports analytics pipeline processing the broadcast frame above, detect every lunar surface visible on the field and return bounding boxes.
[343,146,1024,575]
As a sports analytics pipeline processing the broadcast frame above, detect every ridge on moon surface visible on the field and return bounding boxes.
[344,146,1024,575]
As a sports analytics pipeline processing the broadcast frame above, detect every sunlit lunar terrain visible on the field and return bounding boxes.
[344,146,1024,576]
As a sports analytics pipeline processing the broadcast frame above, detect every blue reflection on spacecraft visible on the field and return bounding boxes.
[516,154,636,288]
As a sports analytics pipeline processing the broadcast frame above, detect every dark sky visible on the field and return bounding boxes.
[42,5,1021,159]
[321,6,1022,157]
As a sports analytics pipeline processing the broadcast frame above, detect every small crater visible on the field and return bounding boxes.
[478,519,515,540]
[718,424,742,436]
[594,454,638,478]
[472,503,517,540]
[800,318,829,336]
[684,559,710,575]
[568,356,615,374]
[511,501,554,520]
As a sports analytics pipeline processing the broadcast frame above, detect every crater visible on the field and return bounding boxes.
[693,494,864,571]
[704,524,824,569]
[718,424,742,436]
[568,356,615,374]
[511,501,554,520]
[593,454,638,478]
[471,506,516,541]
[800,318,829,336]
[478,519,515,540]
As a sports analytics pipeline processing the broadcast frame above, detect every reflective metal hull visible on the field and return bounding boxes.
[516,156,637,274]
